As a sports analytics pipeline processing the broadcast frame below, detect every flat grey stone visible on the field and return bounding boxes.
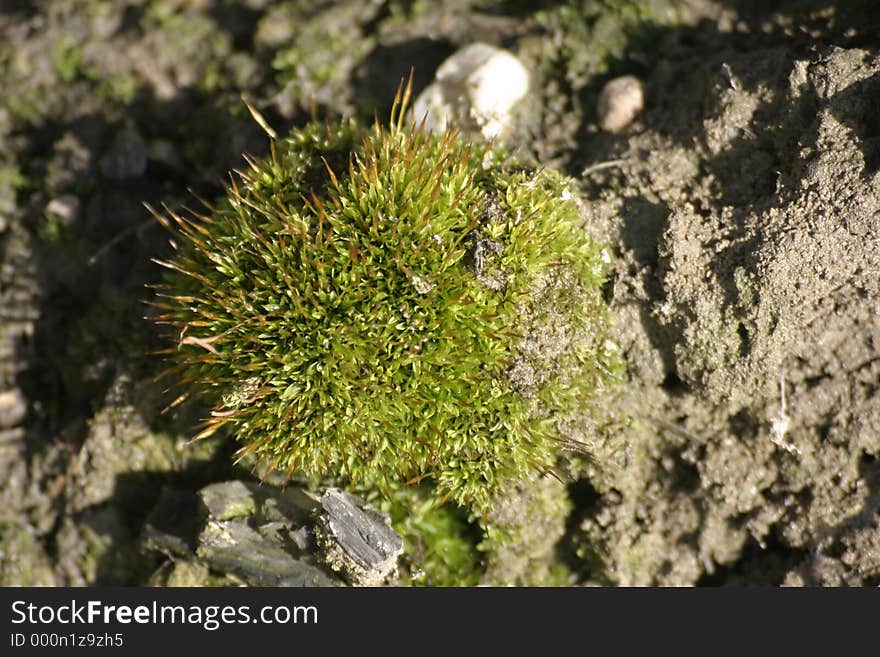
[198,480,257,521]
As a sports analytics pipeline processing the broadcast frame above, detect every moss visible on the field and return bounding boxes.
[0,164,27,218]
[0,519,55,586]
[51,34,86,84]
[154,84,616,562]
[378,486,483,586]
[93,72,140,105]
[533,0,680,88]
[258,1,377,115]
[140,2,234,94]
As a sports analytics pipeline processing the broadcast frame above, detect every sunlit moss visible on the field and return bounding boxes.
[153,82,617,514]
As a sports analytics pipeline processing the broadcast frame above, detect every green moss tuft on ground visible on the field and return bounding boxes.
[153,82,616,522]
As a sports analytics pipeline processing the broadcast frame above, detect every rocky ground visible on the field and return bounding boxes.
[0,0,878,586]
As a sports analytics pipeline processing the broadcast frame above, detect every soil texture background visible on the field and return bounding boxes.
[0,0,878,586]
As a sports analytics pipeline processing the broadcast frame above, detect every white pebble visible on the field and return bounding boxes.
[0,388,27,429]
[413,43,530,141]
[45,195,80,226]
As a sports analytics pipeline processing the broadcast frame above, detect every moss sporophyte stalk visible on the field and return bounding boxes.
[151,81,617,514]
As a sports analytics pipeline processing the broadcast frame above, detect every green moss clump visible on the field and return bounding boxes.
[153,83,615,512]
[534,0,679,88]
[376,486,482,586]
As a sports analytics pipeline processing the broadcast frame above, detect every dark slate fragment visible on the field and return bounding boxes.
[197,519,336,587]
[314,488,403,586]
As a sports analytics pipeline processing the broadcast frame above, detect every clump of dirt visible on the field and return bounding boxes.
[573,43,880,585]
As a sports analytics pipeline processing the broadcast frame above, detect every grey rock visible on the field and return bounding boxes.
[64,374,180,514]
[288,526,314,552]
[314,488,403,586]
[197,518,335,587]
[199,480,257,521]
[144,480,347,587]
[464,233,503,278]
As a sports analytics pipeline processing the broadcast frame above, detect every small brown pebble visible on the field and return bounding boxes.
[597,75,644,132]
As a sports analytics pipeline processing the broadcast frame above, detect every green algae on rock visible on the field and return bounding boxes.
[152,82,617,512]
